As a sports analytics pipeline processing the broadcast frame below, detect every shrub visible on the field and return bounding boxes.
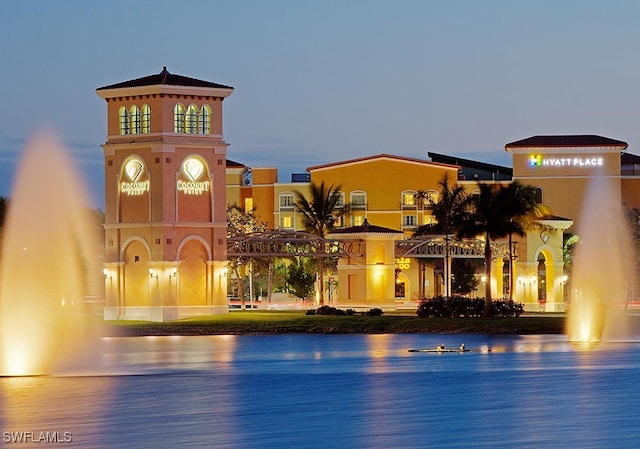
[366,308,384,316]
[416,296,523,318]
[307,306,383,316]
[492,300,524,317]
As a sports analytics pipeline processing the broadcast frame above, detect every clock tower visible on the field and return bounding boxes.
[96,67,234,321]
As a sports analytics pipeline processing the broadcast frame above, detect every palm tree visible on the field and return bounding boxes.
[458,181,545,317]
[414,174,471,297]
[295,181,345,305]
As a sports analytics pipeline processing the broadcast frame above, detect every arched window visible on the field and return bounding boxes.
[174,104,185,133]
[401,190,417,208]
[199,105,211,134]
[350,191,367,209]
[535,187,543,204]
[186,104,198,134]
[119,106,130,135]
[141,104,151,133]
[130,106,141,134]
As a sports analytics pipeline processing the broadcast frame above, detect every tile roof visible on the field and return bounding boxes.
[306,153,459,172]
[505,135,628,149]
[226,159,246,168]
[330,218,402,234]
[96,67,233,91]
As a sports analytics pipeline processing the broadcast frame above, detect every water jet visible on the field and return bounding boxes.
[566,176,635,347]
[0,133,102,376]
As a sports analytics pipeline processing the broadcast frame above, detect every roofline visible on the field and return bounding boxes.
[96,84,233,99]
[505,135,628,150]
[427,151,512,172]
[306,153,460,172]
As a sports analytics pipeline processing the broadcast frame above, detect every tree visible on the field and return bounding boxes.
[414,174,471,297]
[0,196,8,229]
[294,181,346,305]
[286,257,316,300]
[457,181,546,317]
[451,259,481,295]
[226,204,267,308]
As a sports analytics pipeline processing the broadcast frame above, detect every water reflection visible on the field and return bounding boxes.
[1,334,640,448]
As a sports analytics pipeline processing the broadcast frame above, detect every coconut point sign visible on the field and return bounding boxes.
[177,157,210,195]
[120,158,150,196]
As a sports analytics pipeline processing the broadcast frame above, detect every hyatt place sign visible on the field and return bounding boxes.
[529,155,604,167]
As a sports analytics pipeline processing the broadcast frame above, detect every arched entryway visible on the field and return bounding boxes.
[177,238,210,307]
[122,238,151,308]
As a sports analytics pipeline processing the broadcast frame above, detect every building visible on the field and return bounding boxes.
[97,68,233,321]
[97,70,640,316]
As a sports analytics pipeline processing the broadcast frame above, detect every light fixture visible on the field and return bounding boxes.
[170,267,178,278]
[149,268,156,278]
[103,268,110,279]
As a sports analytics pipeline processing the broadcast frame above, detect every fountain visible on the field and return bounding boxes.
[566,175,636,347]
[0,132,102,376]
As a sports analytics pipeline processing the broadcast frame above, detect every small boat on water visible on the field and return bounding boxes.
[409,348,470,353]
[409,343,490,353]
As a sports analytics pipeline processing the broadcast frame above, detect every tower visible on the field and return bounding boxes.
[96,67,234,321]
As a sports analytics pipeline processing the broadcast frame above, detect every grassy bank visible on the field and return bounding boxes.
[106,311,567,336]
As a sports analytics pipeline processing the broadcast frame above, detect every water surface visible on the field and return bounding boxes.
[2,334,639,448]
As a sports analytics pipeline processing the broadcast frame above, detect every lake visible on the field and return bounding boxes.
[2,334,640,448]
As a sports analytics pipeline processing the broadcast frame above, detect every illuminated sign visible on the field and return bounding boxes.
[120,159,149,196]
[177,157,210,195]
[395,258,410,270]
[529,155,603,167]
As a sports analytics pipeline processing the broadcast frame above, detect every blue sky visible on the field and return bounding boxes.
[1,0,639,208]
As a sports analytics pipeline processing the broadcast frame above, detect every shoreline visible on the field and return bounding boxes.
[103,312,570,337]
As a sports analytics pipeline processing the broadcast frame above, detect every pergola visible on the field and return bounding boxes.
[395,236,512,259]
[227,230,363,258]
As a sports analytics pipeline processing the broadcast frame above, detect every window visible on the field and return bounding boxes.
[244,197,254,212]
[119,106,130,135]
[351,191,366,209]
[199,105,211,134]
[186,104,198,134]
[173,103,211,134]
[402,191,416,207]
[535,187,543,204]
[334,191,345,209]
[353,215,365,226]
[130,106,141,134]
[174,104,185,133]
[280,193,295,209]
[403,215,416,227]
[424,190,439,208]
[282,216,293,228]
[141,104,151,133]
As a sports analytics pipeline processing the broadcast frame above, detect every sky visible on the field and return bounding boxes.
[1,0,640,209]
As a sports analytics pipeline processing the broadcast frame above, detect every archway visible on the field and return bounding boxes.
[123,239,151,307]
[178,239,209,306]
[537,252,547,308]
[395,272,409,301]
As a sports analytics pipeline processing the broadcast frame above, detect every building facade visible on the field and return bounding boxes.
[97,68,233,321]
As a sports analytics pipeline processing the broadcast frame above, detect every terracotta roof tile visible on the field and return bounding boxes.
[97,67,233,91]
[505,135,627,149]
[330,218,402,234]
[306,153,459,172]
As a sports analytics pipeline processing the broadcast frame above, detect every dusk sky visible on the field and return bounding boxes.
[2,0,639,208]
